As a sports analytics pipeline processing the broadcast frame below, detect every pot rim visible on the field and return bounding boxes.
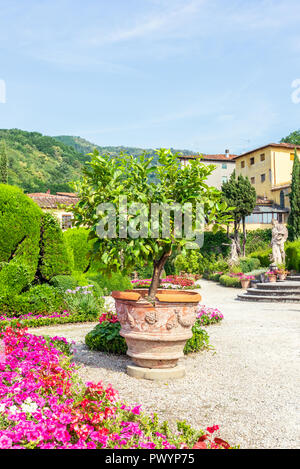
[111,289,201,304]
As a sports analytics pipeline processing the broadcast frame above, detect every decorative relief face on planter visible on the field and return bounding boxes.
[145,311,157,325]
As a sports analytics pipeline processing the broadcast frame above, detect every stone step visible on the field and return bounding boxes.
[246,288,300,297]
[255,281,300,290]
[237,293,300,303]
[287,275,300,281]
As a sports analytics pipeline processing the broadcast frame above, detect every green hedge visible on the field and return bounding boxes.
[38,213,73,280]
[0,184,42,294]
[238,257,260,273]
[249,249,272,267]
[0,313,98,331]
[0,284,64,316]
[286,240,300,271]
[219,274,241,288]
[86,272,132,295]
[242,229,272,255]
[63,227,92,272]
[50,275,78,293]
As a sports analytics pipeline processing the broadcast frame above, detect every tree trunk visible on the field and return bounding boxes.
[148,249,172,299]
[242,217,246,257]
[234,220,241,257]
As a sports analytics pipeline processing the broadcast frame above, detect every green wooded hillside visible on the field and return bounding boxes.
[0,129,89,193]
[0,129,200,193]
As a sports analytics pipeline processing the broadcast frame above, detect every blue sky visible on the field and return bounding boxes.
[1,0,300,154]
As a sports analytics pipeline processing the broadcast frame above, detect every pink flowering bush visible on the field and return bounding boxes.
[197,306,224,326]
[131,276,195,290]
[0,327,234,449]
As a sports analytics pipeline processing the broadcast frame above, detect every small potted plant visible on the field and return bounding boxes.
[73,149,232,375]
[240,274,254,289]
[275,263,289,281]
[266,270,277,283]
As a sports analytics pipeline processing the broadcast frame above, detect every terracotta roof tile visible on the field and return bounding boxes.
[237,143,300,158]
[27,192,79,209]
[179,154,237,161]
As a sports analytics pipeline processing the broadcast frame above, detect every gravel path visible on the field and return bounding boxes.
[29,280,300,449]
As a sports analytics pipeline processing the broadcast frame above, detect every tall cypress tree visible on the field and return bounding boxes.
[287,148,300,240]
[222,171,257,257]
[0,140,8,184]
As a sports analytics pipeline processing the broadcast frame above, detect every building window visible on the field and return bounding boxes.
[280,190,285,208]
[241,161,245,168]
[290,153,294,160]
[245,212,279,224]
[222,176,228,184]
[269,169,272,182]
[250,157,255,165]
[260,153,265,161]
[61,215,72,230]
[222,163,227,169]
[261,173,265,183]
[250,177,255,184]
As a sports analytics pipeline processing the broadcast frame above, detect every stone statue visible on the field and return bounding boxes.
[228,235,240,265]
[271,219,288,266]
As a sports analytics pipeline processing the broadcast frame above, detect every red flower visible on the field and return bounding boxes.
[193,441,207,449]
[206,425,219,434]
[214,437,230,449]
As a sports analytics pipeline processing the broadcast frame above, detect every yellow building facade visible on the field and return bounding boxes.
[234,143,300,229]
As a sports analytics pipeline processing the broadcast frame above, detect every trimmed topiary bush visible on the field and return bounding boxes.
[286,240,300,271]
[63,227,92,272]
[238,257,260,273]
[38,213,73,280]
[0,184,42,294]
[219,274,241,288]
[0,261,31,296]
[0,284,64,316]
[50,275,79,293]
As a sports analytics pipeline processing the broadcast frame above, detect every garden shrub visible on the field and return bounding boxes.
[63,227,92,272]
[208,272,223,282]
[242,228,272,255]
[219,274,241,288]
[0,261,31,296]
[238,257,260,273]
[70,271,104,299]
[38,213,73,280]
[64,285,102,319]
[174,251,204,275]
[86,272,132,295]
[202,230,230,257]
[285,240,300,271]
[249,249,272,267]
[85,321,128,354]
[50,275,78,293]
[0,284,64,316]
[0,184,42,294]
[183,321,210,354]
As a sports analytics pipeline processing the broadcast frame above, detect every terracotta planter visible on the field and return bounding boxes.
[277,273,287,281]
[111,289,201,369]
[240,279,250,289]
[268,275,277,283]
